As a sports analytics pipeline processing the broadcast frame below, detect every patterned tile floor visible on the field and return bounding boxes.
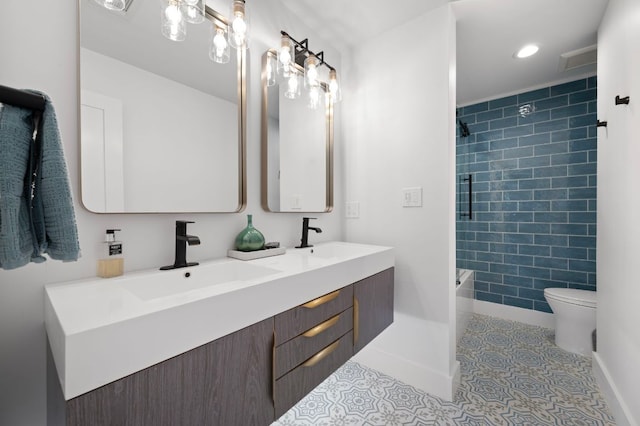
[273,314,616,425]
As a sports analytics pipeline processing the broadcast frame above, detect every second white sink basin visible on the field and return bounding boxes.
[126,261,281,301]
[292,241,381,259]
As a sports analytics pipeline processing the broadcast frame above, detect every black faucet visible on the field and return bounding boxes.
[160,220,201,270]
[296,217,322,248]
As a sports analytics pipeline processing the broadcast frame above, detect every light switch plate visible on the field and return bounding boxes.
[346,201,360,218]
[402,187,423,207]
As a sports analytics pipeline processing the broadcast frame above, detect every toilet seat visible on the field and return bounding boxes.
[544,288,596,308]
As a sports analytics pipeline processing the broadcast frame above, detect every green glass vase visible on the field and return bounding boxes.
[234,214,265,252]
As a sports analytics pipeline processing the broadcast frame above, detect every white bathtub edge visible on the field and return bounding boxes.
[456,269,474,344]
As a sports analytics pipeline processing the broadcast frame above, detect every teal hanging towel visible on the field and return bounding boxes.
[0,89,81,269]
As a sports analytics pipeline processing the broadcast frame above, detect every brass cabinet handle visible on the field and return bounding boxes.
[303,314,340,338]
[303,340,340,367]
[353,297,359,345]
[302,290,340,308]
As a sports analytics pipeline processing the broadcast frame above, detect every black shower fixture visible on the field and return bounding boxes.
[459,120,471,138]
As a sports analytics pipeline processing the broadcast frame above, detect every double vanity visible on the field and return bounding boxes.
[45,241,394,425]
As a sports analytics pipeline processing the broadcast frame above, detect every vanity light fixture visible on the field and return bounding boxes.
[277,34,294,77]
[93,0,126,11]
[161,0,187,41]
[94,0,248,60]
[274,31,342,106]
[229,0,249,49]
[183,0,205,24]
[304,54,320,89]
[210,25,230,64]
[328,69,342,103]
[284,68,301,99]
[515,44,539,59]
[265,51,277,86]
[158,0,249,49]
[93,0,134,12]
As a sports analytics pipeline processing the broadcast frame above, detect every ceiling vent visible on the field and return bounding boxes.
[559,44,597,72]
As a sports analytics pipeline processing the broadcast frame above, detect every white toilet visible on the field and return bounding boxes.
[544,288,596,357]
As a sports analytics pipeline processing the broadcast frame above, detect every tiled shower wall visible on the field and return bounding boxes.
[456,77,597,313]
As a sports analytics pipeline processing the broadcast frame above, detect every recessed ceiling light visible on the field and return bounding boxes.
[515,44,539,59]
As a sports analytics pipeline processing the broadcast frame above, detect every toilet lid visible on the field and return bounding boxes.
[544,288,596,308]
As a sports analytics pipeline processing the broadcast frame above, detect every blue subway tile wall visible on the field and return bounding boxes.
[457,77,597,313]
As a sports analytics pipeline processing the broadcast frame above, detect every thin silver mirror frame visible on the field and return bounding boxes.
[261,49,333,213]
[77,2,247,214]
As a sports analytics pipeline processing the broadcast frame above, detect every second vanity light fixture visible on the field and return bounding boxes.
[267,31,342,108]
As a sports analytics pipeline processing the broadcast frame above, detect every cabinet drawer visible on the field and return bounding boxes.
[274,307,353,379]
[274,331,353,418]
[274,285,353,345]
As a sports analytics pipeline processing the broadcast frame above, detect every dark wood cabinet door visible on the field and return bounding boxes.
[274,331,353,418]
[66,317,275,426]
[354,267,394,353]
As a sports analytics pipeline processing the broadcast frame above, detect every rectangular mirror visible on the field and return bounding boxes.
[79,0,246,213]
[261,50,333,213]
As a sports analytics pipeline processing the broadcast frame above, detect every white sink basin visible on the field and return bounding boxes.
[291,241,381,259]
[126,261,280,301]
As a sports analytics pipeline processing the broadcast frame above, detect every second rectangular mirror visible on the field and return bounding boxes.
[261,50,333,213]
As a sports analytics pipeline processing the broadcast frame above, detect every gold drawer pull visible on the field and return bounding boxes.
[354,297,360,344]
[303,340,340,368]
[303,314,340,338]
[302,290,340,309]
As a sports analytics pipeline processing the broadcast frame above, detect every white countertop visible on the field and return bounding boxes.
[45,241,394,400]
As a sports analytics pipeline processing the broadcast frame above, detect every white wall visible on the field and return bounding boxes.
[595,1,640,424]
[0,0,343,424]
[344,5,458,399]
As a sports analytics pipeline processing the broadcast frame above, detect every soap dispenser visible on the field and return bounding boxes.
[97,229,124,278]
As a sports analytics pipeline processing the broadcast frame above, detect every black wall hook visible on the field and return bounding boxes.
[597,120,608,128]
[615,95,630,105]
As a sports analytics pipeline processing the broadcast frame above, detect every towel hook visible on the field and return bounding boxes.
[615,95,630,105]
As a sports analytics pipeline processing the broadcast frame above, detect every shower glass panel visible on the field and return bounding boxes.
[456,110,474,279]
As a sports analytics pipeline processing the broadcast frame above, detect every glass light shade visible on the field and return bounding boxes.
[265,53,277,86]
[277,35,294,77]
[183,0,205,24]
[304,54,320,89]
[228,0,249,49]
[328,69,342,103]
[161,0,186,42]
[307,85,323,109]
[209,25,230,64]
[95,0,126,11]
[284,68,301,99]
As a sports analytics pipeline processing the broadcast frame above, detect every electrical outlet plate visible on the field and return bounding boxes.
[402,187,422,207]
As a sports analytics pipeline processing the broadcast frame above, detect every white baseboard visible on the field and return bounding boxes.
[353,344,459,401]
[473,299,555,329]
[593,352,637,426]
[350,312,458,401]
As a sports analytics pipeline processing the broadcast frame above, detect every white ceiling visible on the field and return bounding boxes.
[280,0,609,106]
